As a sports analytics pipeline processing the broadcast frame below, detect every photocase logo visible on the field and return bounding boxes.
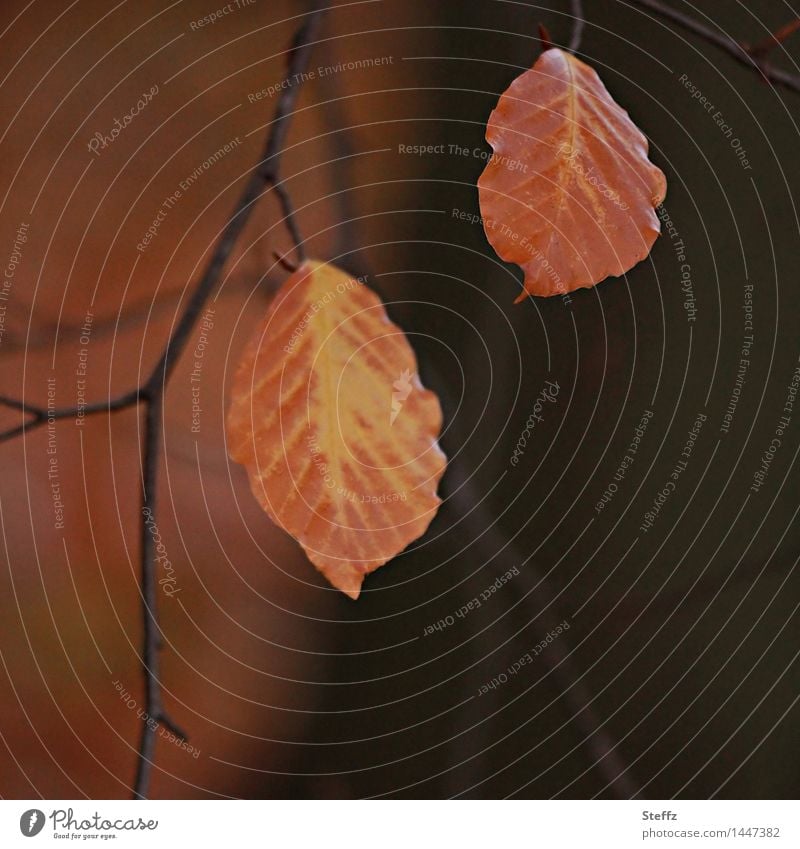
[19,809,45,837]
[390,369,414,425]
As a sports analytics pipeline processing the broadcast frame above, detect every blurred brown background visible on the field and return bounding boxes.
[0,0,798,799]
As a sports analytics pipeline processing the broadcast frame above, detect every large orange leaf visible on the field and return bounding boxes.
[477,47,667,300]
[226,260,447,599]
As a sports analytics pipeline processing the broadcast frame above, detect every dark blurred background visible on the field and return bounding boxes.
[0,0,797,799]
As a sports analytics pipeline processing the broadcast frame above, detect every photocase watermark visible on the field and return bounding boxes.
[639,411,706,533]
[720,283,753,434]
[452,207,496,230]
[390,369,413,425]
[749,354,799,494]
[398,142,528,174]
[87,85,159,156]
[282,273,366,354]
[516,239,571,303]
[74,310,94,425]
[19,809,45,837]
[451,208,572,306]
[0,221,28,348]
[556,142,630,210]
[338,487,407,504]
[141,507,180,595]
[595,409,654,514]
[306,432,406,504]
[456,142,528,174]
[137,137,242,252]
[113,678,198,759]
[44,377,65,531]
[422,566,520,636]
[657,204,696,322]
[190,307,215,433]
[189,0,255,31]
[248,56,394,102]
[20,805,159,836]
[510,380,560,466]
[477,619,571,695]
[678,73,752,169]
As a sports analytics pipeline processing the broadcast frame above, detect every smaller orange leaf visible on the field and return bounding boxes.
[226,260,447,599]
[477,47,667,300]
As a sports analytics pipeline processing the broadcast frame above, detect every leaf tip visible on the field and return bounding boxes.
[334,573,363,600]
[341,583,362,601]
[316,558,368,600]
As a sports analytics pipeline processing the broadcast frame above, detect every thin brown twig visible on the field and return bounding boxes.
[273,250,299,273]
[747,17,800,59]
[440,438,638,797]
[132,5,325,800]
[538,23,554,53]
[0,391,139,442]
[0,5,326,799]
[0,272,269,356]
[5,0,793,800]
[626,0,800,93]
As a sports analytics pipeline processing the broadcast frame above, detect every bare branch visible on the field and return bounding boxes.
[132,5,326,800]
[144,9,324,399]
[439,431,638,797]
[627,0,800,93]
[0,4,326,801]
[11,0,784,800]
[0,391,139,442]
[747,17,800,59]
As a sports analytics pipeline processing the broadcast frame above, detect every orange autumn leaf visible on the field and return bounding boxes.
[477,46,667,301]
[226,260,447,599]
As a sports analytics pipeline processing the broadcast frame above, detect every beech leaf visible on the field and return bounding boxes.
[477,47,667,300]
[226,260,447,599]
